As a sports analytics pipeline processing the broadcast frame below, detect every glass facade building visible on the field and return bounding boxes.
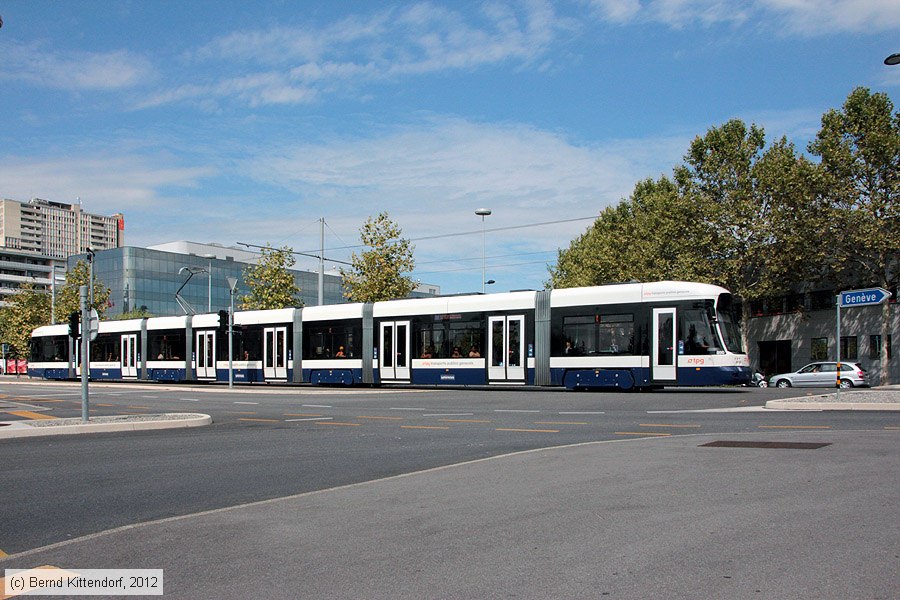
[71,246,346,317]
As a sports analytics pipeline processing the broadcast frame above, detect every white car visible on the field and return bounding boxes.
[768,362,867,389]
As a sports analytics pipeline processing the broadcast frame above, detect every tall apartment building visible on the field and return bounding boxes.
[0,198,124,305]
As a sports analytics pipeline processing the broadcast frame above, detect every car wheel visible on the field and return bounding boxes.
[839,379,853,389]
[757,380,768,388]
[776,379,791,388]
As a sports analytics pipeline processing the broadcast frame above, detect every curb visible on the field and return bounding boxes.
[765,400,900,411]
[0,413,212,440]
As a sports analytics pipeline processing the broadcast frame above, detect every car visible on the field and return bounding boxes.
[768,362,867,389]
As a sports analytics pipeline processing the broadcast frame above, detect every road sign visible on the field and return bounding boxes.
[839,287,892,308]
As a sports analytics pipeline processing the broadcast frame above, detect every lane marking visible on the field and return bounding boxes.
[494,409,540,413]
[390,407,427,411]
[400,425,450,430]
[496,428,559,433]
[183,398,201,402]
[238,418,280,423]
[284,413,324,418]
[303,404,332,408]
[559,411,604,415]
[357,415,404,420]
[316,422,361,427]
[423,413,473,417]
[615,431,672,437]
[5,411,57,420]
[285,417,333,422]
[0,548,7,558]
[760,424,833,430]
[885,426,900,430]
[439,419,491,423]
[127,406,152,410]
[227,411,257,415]
[15,399,66,403]
[535,421,589,426]
[234,401,259,405]
[639,423,701,428]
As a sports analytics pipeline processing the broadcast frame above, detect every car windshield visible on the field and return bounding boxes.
[715,293,744,353]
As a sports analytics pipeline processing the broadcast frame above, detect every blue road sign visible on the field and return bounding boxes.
[839,287,892,308]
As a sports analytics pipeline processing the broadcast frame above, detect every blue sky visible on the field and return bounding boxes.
[2,1,899,295]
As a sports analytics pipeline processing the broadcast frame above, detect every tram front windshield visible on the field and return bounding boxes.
[715,293,744,353]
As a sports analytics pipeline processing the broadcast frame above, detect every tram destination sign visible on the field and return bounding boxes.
[839,287,892,308]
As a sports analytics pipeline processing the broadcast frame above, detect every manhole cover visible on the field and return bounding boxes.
[700,441,831,450]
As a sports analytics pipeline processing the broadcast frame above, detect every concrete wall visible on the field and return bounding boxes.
[747,302,899,385]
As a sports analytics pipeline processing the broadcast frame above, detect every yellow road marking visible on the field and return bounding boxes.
[238,418,280,423]
[5,411,56,420]
[535,421,589,425]
[496,428,559,433]
[758,425,832,429]
[227,411,257,414]
[95,403,114,407]
[439,419,491,423]
[358,415,404,420]
[639,423,702,428]
[0,549,7,558]
[127,406,152,409]
[400,425,449,430]
[615,431,672,437]
[316,422,361,427]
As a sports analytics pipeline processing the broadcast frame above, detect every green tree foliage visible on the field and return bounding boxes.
[809,87,900,384]
[341,212,416,303]
[0,283,51,357]
[55,260,112,322]
[240,245,303,310]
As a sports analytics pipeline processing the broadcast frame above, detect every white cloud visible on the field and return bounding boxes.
[0,41,155,91]
[158,1,567,107]
[758,0,900,34]
[0,155,214,214]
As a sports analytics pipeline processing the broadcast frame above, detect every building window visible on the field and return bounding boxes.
[811,337,828,361]
[840,336,858,360]
[869,335,893,359]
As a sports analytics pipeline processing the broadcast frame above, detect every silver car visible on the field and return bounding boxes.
[768,362,868,389]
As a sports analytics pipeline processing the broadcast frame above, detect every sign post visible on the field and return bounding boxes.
[80,285,90,423]
[836,287,892,399]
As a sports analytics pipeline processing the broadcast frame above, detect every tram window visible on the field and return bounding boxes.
[559,314,635,356]
[31,336,68,362]
[149,332,185,360]
[305,323,360,359]
[449,320,483,359]
[91,334,121,362]
[416,325,446,358]
[236,327,263,361]
[682,302,722,354]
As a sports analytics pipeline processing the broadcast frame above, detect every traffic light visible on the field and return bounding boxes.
[68,311,80,339]
[218,310,229,336]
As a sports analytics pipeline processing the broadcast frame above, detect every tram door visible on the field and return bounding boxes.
[379,321,410,381]
[264,326,288,380]
[488,315,525,383]
[120,334,138,378]
[195,331,216,379]
[652,308,677,382]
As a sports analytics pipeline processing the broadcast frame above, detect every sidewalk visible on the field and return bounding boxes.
[0,412,211,439]
[764,385,900,411]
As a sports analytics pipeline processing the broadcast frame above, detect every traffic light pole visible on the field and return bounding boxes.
[80,285,90,423]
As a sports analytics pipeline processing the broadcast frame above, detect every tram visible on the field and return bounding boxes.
[28,281,751,390]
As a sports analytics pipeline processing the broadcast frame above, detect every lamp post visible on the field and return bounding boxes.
[226,276,238,388]
[475,208,492,293]
[884,53,900,66]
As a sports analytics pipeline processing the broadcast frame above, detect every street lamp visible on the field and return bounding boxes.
[475,208,492,293]
[226,276,238,388]
[884,53,900,66]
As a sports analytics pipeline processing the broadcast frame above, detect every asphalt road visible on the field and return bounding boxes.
[1,381,895,557]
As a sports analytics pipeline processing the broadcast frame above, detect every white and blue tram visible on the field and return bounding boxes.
[28,281,751,390]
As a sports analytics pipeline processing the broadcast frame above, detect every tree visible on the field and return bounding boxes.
[809,87,900,384]
[341,212,416,303]
[674,120,820,350]
[548,176,711,288]
[0,283,51,358]
[240,245,302,310]
[54,260,112,322]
